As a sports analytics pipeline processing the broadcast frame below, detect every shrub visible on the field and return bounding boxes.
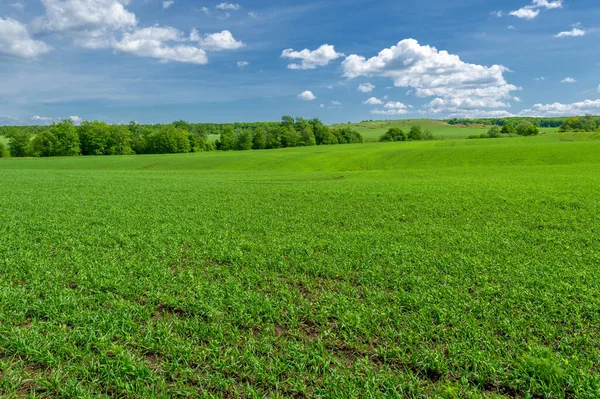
[0,142,6,157]
[516,122,540,136]
[487,126,502,138]
[408,125,423,141]
[379,127,407,142]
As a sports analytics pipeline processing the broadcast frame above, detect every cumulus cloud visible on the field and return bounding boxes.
[371,101,410,115]
[163,0,174,9]
[281,44,344,70]
[298,90,316,101]
[342,39,517,114]
[357,83,375,93]
[555,27,585,38]
[509,8,539,19]
[237,60,249,68]
[520,99,600,116]
[191,29,244,51]
[561,77,576,83]
[216,3,240,11]
[363,97,383,105]
[33,0,137,48]
[510,0,562,20]
[114,26,208,64]
[0,18,52,58]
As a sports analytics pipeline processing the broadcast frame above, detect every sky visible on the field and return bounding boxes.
[1,0,600,125]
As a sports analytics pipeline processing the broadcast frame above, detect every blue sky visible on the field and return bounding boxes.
[1,0,599,125]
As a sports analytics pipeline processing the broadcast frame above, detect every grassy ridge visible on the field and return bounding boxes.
[1,134,600,398]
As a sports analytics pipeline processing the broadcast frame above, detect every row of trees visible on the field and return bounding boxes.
[379,125,439,142]
[558,116,600,132]
[3,119,212,158]
[1,116,362,157]
[447,115,600,129]
[468,121,540,139]
[216,117,363,151]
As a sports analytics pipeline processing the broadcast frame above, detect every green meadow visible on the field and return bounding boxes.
[1,132,600,398]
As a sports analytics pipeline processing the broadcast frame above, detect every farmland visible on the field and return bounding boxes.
[1,132,600,398]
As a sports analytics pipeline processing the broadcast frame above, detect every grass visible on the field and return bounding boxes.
[331,119,491,141]
[1,133,600,398]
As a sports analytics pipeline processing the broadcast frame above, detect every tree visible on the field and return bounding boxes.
[216,126,235,151]
[516,121,539,136]
[408,125,423,141]
[28,130,59,157]
[6,130,32,157]
[50,119,80,156]
[0,142,6,157]
[379,127,407,142]
[487,125,502,138]
[501,124,515,134]
[145,125,191,154]
[252,129,267,150]
[280,126,302,147]
[234,130,253,151]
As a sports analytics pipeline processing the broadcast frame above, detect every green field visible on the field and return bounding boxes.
[331,119,489,141]
[331,119,561,142]
[1,134,600,398]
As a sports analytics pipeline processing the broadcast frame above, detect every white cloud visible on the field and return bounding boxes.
[192,29,244,51]
[281,44,344,70]
[342,39,517,114]
[163,0,174,9]
[535,76,546,81]
[561,77,576,83]
[298,90,316,101]
[491,11,503,17]
[372,101,410,115]
[0,18,52,58]
[513,96,522,102]
[69,115,82,124]
[509,8,539,19]
[357,82,375,93]
[320,104,325,108]
[33,0,137,49]
[200,6,210,15]
[508,25,515,30]
[510,0,562,20]
[216,3,240,11]
[34,0,137,33]
[114,26,208,64]
[248,11,257,19]
[520,99,600,116]
[237,60,249,68]
[31,115,56,123]
[331,100,341,105]
[363,97,383,105]
[555,28,585,38]
[532,0,563,9]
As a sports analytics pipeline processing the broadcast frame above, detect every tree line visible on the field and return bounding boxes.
[378,125,440,142]
[468,121,540,139]
[447,115,600,129]
[0,117,363,158]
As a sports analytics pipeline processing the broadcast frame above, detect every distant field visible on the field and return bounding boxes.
[331,119,562,142]
[331,119,490,141]
[0,135,8,147]
[1,134,600,398]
